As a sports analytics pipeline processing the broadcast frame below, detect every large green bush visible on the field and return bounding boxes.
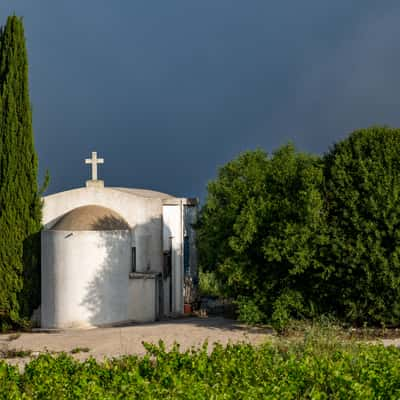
[197,144,327,325]
[322,126,400,325]
[198,127,400,327]
[1,341,400,398]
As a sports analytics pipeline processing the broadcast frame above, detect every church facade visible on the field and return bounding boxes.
[40,152,198,328]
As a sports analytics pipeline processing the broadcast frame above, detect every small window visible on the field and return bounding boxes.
[131,247,136,273]
[163,250,171,277]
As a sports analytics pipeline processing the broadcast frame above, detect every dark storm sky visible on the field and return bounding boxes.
[1,1,400,199]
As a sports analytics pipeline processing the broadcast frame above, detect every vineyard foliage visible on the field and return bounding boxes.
[1,340,400,399]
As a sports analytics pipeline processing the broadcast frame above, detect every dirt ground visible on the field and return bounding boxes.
[0,317,272,368]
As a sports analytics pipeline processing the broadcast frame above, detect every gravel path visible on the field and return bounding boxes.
[0,317,272,367]
[3,317,399,370]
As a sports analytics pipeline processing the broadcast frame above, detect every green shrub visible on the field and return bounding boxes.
[197,144,326,325]
[271,290,305,332]
[197,126,400,327]
[323,126,400,325]
[198,270,222,297]
[235,296,265,325]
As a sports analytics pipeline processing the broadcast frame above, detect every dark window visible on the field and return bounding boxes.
[163,250,171,277]
[131,247,136,273]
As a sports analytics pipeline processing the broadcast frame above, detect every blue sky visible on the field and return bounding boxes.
[1,1,400,199]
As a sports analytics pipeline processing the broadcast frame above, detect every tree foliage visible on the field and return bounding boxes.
[198,127,400,327]
[197,144,326,326]
[322,126,400,325]
[0,16,42,329]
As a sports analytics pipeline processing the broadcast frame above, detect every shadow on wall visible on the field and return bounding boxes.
[91,215,130,231]
[80,217,161,326]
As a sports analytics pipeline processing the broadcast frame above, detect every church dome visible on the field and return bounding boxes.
[51,205,130,231]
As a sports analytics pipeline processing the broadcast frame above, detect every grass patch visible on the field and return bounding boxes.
[0,347,31,358]
[7,333,21,341]
[70,347,90,354]
[276,316,400,341]
[198,270,222,297]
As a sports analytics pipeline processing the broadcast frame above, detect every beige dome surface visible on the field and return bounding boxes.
[51,205,130,231]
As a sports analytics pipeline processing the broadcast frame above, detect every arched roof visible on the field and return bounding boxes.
[111,187,174,199]
[51,205,130,231]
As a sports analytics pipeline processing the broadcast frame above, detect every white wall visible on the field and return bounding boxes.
[162,203,184,314]
[128,278,156,322]
[133,225,152,273]
[42,187,166,274]
[41,187,193,324]
[41,230,132,328]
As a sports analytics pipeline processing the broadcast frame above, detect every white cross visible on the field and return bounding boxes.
[85,151,104,181]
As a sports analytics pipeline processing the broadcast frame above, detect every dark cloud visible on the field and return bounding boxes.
[1,1,400,200]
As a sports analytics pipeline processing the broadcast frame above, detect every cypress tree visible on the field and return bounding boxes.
[0,16,42,329]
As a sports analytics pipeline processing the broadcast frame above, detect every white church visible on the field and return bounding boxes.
[40,152,198,328]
